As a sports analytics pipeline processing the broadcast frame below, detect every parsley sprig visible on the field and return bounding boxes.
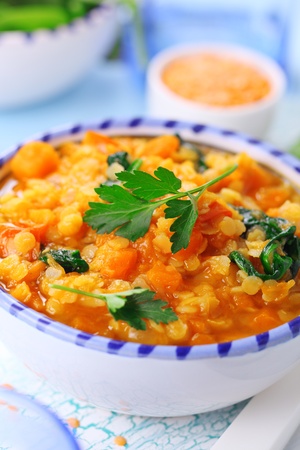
[84,165,237,253]
[50,285,177,330]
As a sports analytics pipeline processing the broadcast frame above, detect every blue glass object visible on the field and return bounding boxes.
[0,388,80,450]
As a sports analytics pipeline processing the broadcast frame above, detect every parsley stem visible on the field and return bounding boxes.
[149,164,237,206]
[183,164,237,196]
[50,284,146,300]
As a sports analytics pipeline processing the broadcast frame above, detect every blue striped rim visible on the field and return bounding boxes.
[164,120,178,128]
[1,117,300,360]
[176,346,191,359]
[246,138,261,145]
[107,340,126,353]
[289,317,300,338]
[41,134,52,142]
[218,342,232,357]
[192,124,206,133]
[70,125,82,134]
[256,332,269,351]
[220,130,236,136]
[9,303,26,316]
[138,345,155,356]
[270,149,284,157]
[37,317,52,331]
[129,118,143,127]
[75,333,92,347]
[98,119,113,129]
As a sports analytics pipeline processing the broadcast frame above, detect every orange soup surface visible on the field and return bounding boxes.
[0,131,300,345]
[161,53,271,107]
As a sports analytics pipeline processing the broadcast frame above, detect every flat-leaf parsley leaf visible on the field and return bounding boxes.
[50,285,178,330]
[84,164,237,253]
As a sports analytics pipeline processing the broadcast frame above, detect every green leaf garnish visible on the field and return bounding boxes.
[50,285,178,330]
[0,1,98,32]
[165,198,198,254]
[105,152,143,186]
[40,249,89,273]
[117,166,182,199]
[107,151,131,171]
[176,133,208,172]
[84,164,237,253]
[230,207,300,281]
[233,206,288,239]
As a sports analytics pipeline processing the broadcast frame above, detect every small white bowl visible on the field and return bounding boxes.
[147,43,286,138]
[0,4,118,109]
[1,118,300,417]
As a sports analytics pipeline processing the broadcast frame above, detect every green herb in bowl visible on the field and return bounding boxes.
[0,0,101,32]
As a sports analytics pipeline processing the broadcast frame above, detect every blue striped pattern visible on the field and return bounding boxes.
[256,332,270,351]
[1,117,300,361]
[36,317,52,332]
[75,333,92,347]
[218,342,232,357]
[138,345,155,357]
[289,317,300,338]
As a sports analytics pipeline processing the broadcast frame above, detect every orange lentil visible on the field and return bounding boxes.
[114,435,127,446]
[1,383,14,390]
[7,404,18,412]
[66,417,80,428]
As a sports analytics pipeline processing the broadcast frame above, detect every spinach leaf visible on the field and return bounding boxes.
[233,206,288,239]
[40,249,89,273]
[105,152,142,185]
[229,250,292,281]
[230,207,300,281]
[176,134,208,173]
[107,151,131,171]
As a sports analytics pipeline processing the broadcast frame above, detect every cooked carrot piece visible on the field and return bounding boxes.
[100,248,138,280]
[198,201,232,223]
[146,261,182,295]
[83,131,118,147]
[11,141,59,179]
[256,185,291,210]
[143,135,180,158]
[252,310,282,333]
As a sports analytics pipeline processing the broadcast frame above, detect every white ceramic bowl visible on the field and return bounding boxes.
[0,4,118,109]
[147,44,286,139]
[1,118,300,417]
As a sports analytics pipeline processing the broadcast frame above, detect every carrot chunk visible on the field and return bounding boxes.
[83,131,118,147]
[100,248,138,280]
[146,261,182,295]
[11,142,59,179]
[143,135,180,158]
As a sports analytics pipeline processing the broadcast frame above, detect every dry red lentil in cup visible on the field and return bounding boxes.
[161,53,271,107]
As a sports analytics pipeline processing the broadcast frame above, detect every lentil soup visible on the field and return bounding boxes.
[0,131,300,346]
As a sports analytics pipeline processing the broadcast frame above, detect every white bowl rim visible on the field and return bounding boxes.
[0,2,114,38]
[1,117,300,361]
[147,42,287,115]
